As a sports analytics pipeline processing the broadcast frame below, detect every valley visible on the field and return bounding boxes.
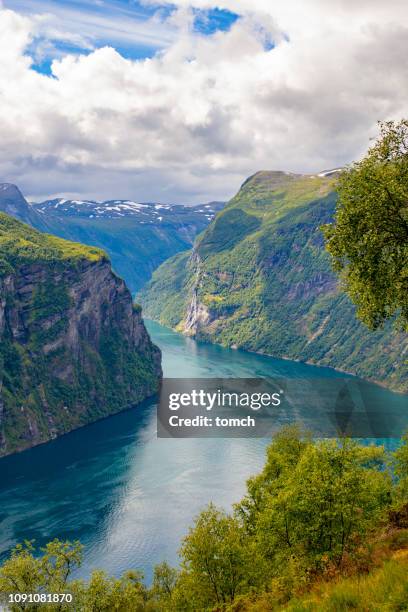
[0,320,405,583]
[0,183,224,293]
[140,170,408,392]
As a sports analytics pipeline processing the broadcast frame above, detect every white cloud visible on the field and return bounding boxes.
[0,2,408,202]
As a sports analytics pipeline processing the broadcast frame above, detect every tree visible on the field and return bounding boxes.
[322,119,408,330]
[392,432,408,516]
[0,539,82,611]
[150,562,178,610]
[179,504,250,607]
[72,570,148,611]
[0,540,149,612]
[236,425,310,534]
[0,430,406,611]
[255,440,390,572]
[395,432,408,485]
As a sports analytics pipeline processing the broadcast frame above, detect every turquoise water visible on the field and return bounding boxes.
[0,321,406,582]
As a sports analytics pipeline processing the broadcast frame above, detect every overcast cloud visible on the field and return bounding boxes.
[1,0,408,202]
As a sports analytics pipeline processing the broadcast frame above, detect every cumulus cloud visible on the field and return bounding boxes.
[1,1,408,202]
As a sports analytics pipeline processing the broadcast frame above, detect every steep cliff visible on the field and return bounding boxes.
[140,171,408,392]
[0,212,161,457]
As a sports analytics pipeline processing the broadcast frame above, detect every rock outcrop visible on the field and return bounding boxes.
[0,212,161,457]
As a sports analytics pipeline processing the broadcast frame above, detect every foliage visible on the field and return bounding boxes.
[178,504,255,607]
[323,120,408,331]
[196,208,261,257]
[72,570,148,611]
[393,431,408,508]
[254,439,389,572]
[0,540,82,611]
[0,212,105,269]
[0,212,160,457]
[0,541,149,611]
[1,430,408,610]
[284,555,408,611]
[150,562,178,609]
[139,251,192,328]
[237,425,311,534]
[140,170,408,392]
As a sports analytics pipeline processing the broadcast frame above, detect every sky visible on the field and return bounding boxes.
[1,0,408,202]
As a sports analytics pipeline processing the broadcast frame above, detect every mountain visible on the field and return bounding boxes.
[139,170,408,392]
[0,183,42,227]
[0,212,161,457]
[0,184,224,294]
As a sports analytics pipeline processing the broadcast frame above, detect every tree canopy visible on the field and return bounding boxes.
[323,120,408,330]
[1,428,407,610]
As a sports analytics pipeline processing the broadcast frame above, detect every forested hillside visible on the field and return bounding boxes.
[140,170,408,392]
[1,428,408,610]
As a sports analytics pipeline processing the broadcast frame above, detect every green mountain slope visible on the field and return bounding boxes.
[0,184,224,293]
[31,214,206,295]
[139,170,408,391]
[0,212,161,457]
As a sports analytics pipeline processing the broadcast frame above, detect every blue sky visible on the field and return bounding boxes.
[6,0,240,73]
[1,0,407,202]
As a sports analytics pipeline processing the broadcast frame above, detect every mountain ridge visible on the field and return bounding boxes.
[0,183,43,228]
[0,183,225,293]
[139,170,408,392]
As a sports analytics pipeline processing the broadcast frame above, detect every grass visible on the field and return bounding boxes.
[286,552,408,611]
[225,529,408,611]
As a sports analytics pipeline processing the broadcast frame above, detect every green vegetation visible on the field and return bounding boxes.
[0,212,105,269]
[1,428,408,610]
[0,540,149,611]
[140,171,408,392]
[283,555,408,611]
[35,214,203,294]
[0,187,221,294]
[394,431,408,506]
[0,183,226,294]
[0,212,160,456]
[323,120,408,331]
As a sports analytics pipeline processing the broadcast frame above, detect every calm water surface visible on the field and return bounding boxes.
[0,321,406,582]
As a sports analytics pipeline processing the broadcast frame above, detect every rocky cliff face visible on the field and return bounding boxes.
[140,171,408,392]
[0,212,161,457]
